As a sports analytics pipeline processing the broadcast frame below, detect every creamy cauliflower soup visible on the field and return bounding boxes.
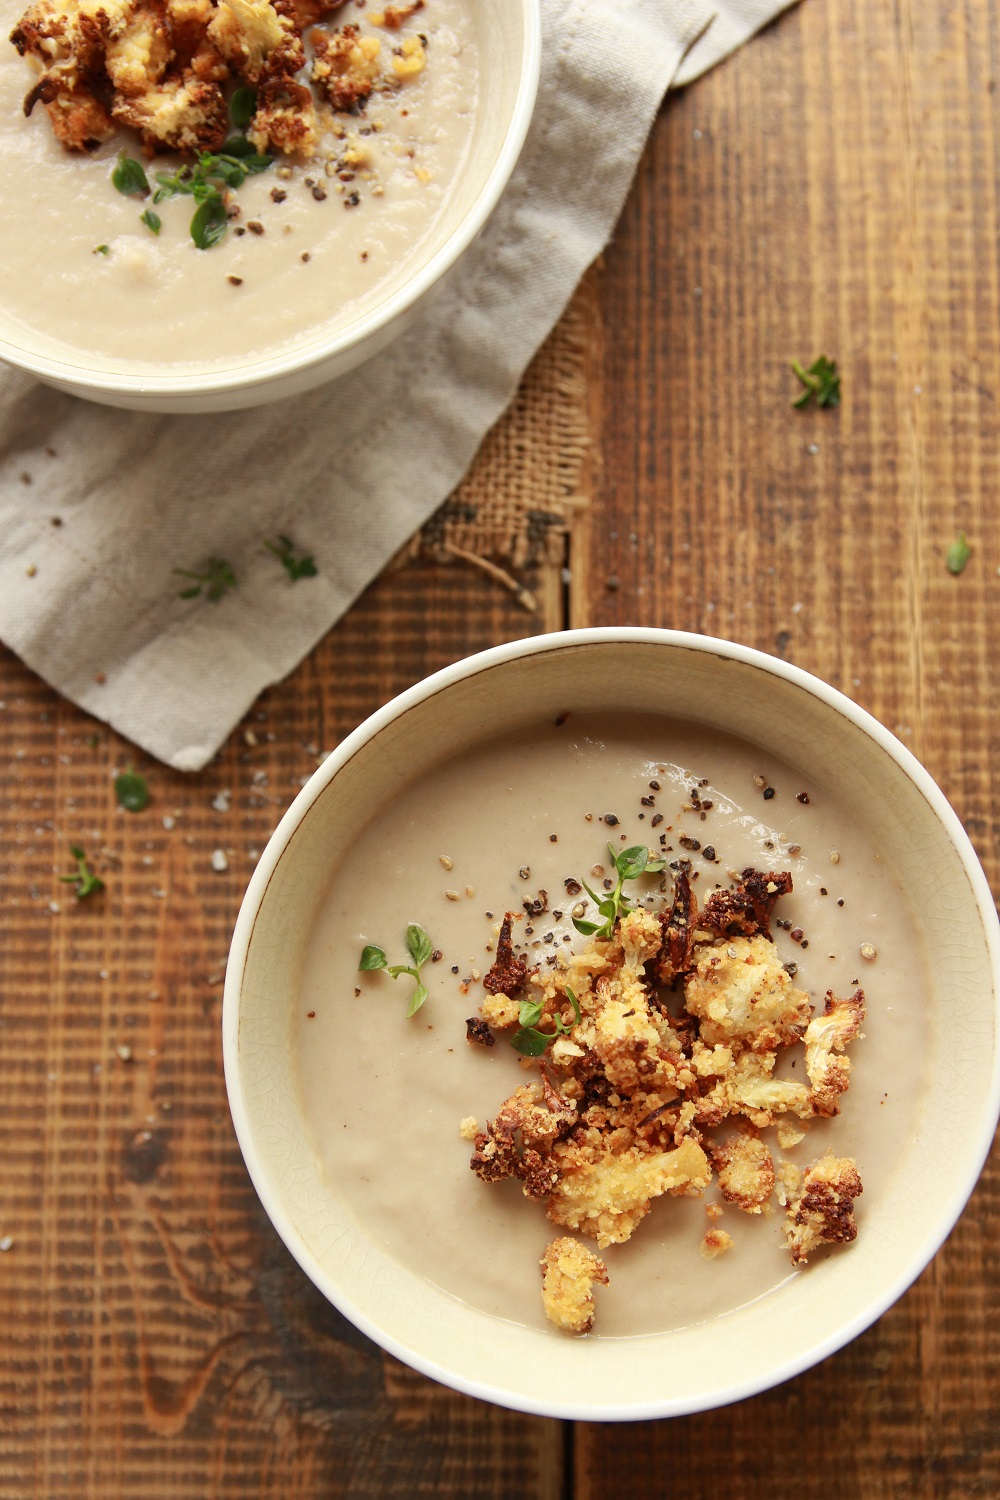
[295,714,930,1338]
[0,0,479,368]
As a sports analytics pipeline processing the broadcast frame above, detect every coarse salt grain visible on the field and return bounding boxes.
[211,849,229,872]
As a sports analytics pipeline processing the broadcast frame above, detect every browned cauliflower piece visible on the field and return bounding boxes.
[684,934,812,1053]
[248,72,315,153]
[804,988,866,1116]
[112,69,227,151]
[207,0,290,82]
[310,21,380,111]
[547,1136,710,1249]
[540,1236,608,1334]
[26,75,117,148]
[369,0,423,26]
[104,2,172,95]
[700,1227,734,1259]
[784,1154,863,1265]
[711,1128,775,1213]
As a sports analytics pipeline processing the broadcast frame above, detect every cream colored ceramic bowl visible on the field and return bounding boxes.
[0,1,540,414]
[223,629,1000,1419]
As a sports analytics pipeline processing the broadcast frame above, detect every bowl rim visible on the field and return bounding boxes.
[0,0,543,399]
[223,626,1000,1419]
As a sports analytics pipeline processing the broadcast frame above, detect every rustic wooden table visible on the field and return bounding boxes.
[3,0,999,1493]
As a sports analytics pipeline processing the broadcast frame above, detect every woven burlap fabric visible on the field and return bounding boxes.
[0,0,799,770]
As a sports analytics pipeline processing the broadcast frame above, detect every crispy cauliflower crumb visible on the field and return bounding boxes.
[540,1236,608,1335]
[458,1115,478,1141]
[685,934,811,1052]
[784,1154,863,1265]
[12,0,431,160]
[711,1129,775,1214]
[700,1228,734,1259]
[776,1115,807,1150]
[468,866,868,1332]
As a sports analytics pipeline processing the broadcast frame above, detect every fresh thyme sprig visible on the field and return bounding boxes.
[265,534,317,581]
[174,557,237,602]
[154,136,272,250]
[511,987,582,1057]
[791,355,841,409]
[572,844,667,941]
[60,845,104,900]
[360,924,434,1017]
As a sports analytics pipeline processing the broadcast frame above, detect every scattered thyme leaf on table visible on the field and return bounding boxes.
[115,769,150,812]
[60,845,104,900]
[572,843,667,941]
[173,558,237,602]
[791,355,841,409]
[946,531,971,575]
[265,534,318,581]
[359,924,434,1017]
[511,986,582,1057]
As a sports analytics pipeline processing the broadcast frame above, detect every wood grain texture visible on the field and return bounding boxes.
[576,0,1000,1494]
[0,572,559,1499]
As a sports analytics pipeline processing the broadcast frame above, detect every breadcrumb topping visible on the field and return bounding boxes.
[11,0,431,155]
[466,867,867,1333]
[540,1236,608,1335]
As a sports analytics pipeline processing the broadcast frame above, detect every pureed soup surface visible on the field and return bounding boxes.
[295,714,929,1338]
[0,0,478,368]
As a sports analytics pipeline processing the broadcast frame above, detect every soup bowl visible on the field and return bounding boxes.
[223,628,1000,1419]
[0,0,541,413]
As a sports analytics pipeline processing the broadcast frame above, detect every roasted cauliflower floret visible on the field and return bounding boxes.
[547,1136,710,1249]
[389,31,424,79]
[27,76,116,147]
[207,0,288,80]
[784,1153,863,1265]
[248,72,315,153]
[112,70,228,151]
[310,22,380,111]
[104,2,171,95]
[685,935,811,1053]
[804,988,866,1116]
[540,1237,608,1335]
[711,1128,775,1213]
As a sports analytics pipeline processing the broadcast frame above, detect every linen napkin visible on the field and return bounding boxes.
[0,0,798,771]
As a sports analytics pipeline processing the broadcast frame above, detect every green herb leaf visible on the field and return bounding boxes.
[406,981,429,1018]
[518,998,545,1028]
[511,1027,551,1057]
[140,208,161,235]
[946,530,971,575]
[112,152,150,198]
[791,355,841,410]
[94,244,110,256]
[173,557,237,602]
[230,86,257,130]
[406,923,433,968]
[59,844,105,900]
[571,917,601,936]
[115,770,149,812]
[190,196,229,251]
[264,534,318,582]
[616,844,651,881]
[361,927,435,1017]
[566,987,582,1025]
